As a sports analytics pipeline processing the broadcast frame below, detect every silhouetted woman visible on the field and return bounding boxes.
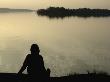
[18,44,50,80]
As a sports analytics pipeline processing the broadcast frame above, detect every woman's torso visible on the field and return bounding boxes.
[27,54,46,74]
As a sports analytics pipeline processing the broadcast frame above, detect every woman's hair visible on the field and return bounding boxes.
[30,44,40,53]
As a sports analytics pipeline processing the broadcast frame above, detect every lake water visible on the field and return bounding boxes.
[0,12,110,77]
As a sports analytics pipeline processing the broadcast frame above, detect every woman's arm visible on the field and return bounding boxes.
[18,55,29,74]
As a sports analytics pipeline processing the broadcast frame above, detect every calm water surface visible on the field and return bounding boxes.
[0,12,110,76]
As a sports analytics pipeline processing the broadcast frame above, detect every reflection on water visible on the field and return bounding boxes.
[0,12,110,76]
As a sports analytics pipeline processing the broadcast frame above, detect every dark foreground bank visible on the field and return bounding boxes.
[37,7,110,18]
[0,73,110,82]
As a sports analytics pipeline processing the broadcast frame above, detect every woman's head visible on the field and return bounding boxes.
[30,44,40,54]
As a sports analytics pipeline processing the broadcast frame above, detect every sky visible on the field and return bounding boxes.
[0,0,109,9]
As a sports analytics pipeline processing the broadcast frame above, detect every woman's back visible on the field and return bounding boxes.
[27,54,46,75]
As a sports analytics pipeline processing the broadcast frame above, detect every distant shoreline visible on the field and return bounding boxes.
[37,7,110,18]
[0,8,34,13]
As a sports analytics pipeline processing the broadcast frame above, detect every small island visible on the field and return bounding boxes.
[0,8,34,13]
[37,7,110,18]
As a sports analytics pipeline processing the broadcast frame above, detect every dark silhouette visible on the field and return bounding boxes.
[18,44,50,81]
[37,7,110,18]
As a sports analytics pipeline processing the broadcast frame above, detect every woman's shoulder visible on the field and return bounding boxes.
[39,55,43,59]
[27,54,31,56]
[26,54,31,58]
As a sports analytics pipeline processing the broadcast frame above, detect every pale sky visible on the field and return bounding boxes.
[0,0,109,9]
